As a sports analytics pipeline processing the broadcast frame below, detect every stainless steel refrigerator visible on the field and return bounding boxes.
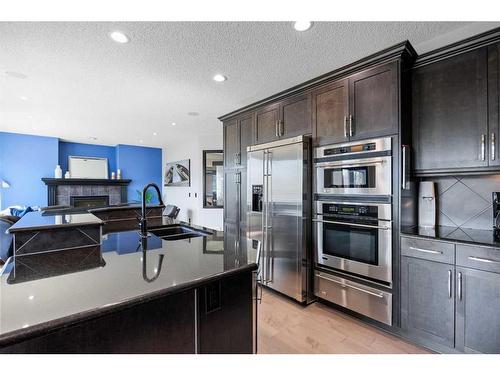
[246,135,313,303]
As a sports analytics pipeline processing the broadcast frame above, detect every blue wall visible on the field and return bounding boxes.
[0,132,162,209]
[0,132,59,209]
[59,141,116,175]
[116,144,163,203]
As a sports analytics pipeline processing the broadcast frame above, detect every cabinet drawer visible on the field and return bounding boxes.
[314,271,392,325]
[456,244,500,273]
[401,236,455,264]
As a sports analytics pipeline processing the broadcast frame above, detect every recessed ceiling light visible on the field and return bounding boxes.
[293,21,313,32]
[187,112,199,116]
[213,74,227,82]
[27,115,33,119]
[109,31,130,44]
[171,122,176,126]
[5,71,27,79]
[28,295,34,300]
[139,139,144,143]
[20,96,28,101]
[153,132,157,136]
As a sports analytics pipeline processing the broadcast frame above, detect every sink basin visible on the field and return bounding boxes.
[148,224,210,241]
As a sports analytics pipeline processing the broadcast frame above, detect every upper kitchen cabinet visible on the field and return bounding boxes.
[349,62,399,141]
[312,79,349,145]
[278,93,311,139]
[223,112,254,170]
[254,94,311,144]
[488,42,500,166]
[254,103,280,144]
[412,47,489,173]
[312,62,399,146]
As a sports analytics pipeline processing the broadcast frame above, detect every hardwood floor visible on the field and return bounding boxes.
[257,289,431,354]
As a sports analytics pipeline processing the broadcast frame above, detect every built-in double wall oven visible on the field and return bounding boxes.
[313,137,393,325]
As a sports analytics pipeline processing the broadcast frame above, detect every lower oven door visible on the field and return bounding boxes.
[314,217,392,284]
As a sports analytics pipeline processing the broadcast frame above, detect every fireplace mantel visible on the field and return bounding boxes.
[42,178,131,186]
[42,178,132,207]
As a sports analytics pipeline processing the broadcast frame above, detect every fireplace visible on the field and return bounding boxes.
[42,178,131,207]
[70,195,110,209]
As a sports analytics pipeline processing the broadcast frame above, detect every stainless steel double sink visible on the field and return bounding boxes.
[148,224,211,241]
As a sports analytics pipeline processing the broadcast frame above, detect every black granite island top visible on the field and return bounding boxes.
[8,211,103,233]
[0,226,258,350]
[401,225,500,248]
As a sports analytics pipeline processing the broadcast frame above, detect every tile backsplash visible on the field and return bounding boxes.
[420,174,500,230]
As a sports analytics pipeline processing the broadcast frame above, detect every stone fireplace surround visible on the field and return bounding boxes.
[41,178,131,207]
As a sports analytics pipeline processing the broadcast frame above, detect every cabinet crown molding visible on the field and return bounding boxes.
[219,40,416,122]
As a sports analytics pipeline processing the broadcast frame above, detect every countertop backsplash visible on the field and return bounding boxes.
[420,174,500,230]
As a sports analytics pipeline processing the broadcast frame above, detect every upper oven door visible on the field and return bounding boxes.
[315,156,391,196]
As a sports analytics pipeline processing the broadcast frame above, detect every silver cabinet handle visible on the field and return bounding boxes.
[402,145,408,190]
[313,218,390,230]
[349,115,353,137]
[343,116,348,138]
[492,133,496,161]
[275,120,279,137]
[409,246,443,255]
[317,274,384,299]
[468,256,500,265]
[481,134,486,161]
[279,120,284,137]
[448,270,452,299]
[457,272,463,301]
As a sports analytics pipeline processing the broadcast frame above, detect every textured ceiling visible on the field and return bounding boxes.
[1,21,500,147]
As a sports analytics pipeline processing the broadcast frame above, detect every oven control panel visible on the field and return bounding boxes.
[322,203,378,218]
[323,142,376,156]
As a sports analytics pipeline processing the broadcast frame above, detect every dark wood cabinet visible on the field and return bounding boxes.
[224,170,240,225]
[488,42,500,166]
[455,267,500,354]
[239,114,253,168]
[349,62,399,140]
[401,256,455,348]
[255,103,280,144]
[312,62,398,146]
[312,79,349,145]
[223,119,239,169]
[279,93,311,138]
[198,272,254,353]
[412,47,489,172]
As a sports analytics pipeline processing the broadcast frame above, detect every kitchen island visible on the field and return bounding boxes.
[0,214,258,354]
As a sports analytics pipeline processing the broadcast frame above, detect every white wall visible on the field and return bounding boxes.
[162,132,223,230]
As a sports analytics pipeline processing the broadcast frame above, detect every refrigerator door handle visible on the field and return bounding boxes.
[268,151,274,284]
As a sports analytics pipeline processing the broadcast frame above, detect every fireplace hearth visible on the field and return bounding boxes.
[71,195,110,209]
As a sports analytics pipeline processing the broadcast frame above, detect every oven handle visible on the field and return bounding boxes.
[312,218,391,230]
[317,274,385,299]
[315,160,385,169]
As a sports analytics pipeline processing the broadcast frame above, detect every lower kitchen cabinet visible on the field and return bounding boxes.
[401,256,455,348]
[198,272,254,354]
[455,266,500,353]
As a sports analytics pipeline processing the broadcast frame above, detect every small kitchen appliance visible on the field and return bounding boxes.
[418,181,436,227]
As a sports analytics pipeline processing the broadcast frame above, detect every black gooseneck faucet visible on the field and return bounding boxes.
[139,182,164,237]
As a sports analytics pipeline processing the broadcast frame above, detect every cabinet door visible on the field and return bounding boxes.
[198,272,254,353]
[279,93,311,138]
[348,62,398,140]
[239,114,253,168]
[456,267,500,353]
[223,119,239,169]
[401,256,455,348]
[224,221,238,267]
[255,103,279,144]
[224,170,240,225]
[412,48,488,171]
[488,43,500,166]
[312,79,349,146]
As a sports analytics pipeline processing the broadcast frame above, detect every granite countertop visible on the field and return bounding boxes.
[401,225,500,248]
[88,203,165,213]
[0,226,257,346]
[8,211,103,233]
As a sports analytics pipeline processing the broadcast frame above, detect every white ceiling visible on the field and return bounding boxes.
[1,21,500,148]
